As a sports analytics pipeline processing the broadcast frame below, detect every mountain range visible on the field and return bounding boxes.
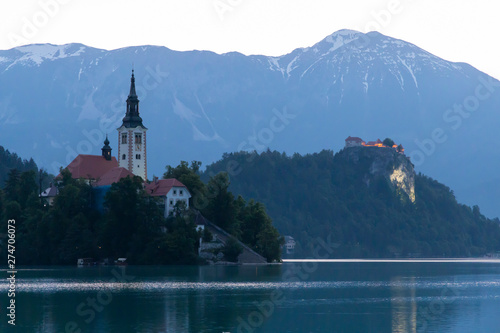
[0,29,499,217]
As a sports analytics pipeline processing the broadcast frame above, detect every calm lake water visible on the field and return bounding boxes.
[1,260,500,333]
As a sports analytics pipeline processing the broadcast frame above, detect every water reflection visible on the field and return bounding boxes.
[391,276,417,333]
[1,263,499,332]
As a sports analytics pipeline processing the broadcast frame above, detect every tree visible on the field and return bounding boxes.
[163,161,206,208]
[256,226,284,262]
[101,176,165,262]
[158,208,199,264]
[0,189,4,222]
[202,227,213,242]
[240,200,270,247]
[204,172,238,235]
[383,138,395,147]
[222,237,243,262]
[4,169,20,203]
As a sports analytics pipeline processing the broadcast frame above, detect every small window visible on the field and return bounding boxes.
[169,199,174,206]
[121,133,127,144]
[136,154,141,159]
[180,190,183,195]
[135,133,142,144]
[122,154,126,160]
[173,190,177,195]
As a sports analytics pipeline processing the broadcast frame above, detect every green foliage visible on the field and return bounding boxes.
[383,138,395,147]
[202,227,213,242]
[161,160,282,262]
[203,172,238,235]
[0,151,281,265]
[155,210,200,265]
[0,167,200,265]
[201,172,282,262]
[222,237,243,262]
[202,149,500,258]
[100,176,168,263]
[0,146,38,188]
[256,225,284,262]
[163,160,205,207]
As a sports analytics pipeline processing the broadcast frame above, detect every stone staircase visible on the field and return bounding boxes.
[195,212,268,264]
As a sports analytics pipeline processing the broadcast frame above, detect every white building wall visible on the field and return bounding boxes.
[117,126,147,180]
[164,186,191,217]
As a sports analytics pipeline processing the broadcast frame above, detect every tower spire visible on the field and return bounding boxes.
[129,69,137,97]
[121,70,144,128]
[117,71,148,181]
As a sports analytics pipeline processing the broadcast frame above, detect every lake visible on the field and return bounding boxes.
[1,260,500,332]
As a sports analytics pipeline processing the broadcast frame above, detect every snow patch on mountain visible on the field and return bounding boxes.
[9,44,86,68]
[286,56,299,77]
[397,56,418,88]
[268,57,285,77]
[172,96,224,143]
[323,29,360,53]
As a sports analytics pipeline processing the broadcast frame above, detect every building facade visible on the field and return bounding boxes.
[145,178,192,217]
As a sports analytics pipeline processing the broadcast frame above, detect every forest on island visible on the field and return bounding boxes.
[202,149,500,258]
[3,144,499,262]
[0,146,282,265]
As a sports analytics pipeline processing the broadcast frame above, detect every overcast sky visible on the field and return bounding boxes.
[1,0,499,79]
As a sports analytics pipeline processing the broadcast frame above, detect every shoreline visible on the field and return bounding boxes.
[283,258,500,263]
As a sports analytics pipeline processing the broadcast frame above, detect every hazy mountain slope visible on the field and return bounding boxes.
[0,30,499,216]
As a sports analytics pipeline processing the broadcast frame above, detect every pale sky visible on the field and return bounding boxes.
[1,0,499,79]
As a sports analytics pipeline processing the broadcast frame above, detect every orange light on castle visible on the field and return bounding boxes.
[345,137,404,154]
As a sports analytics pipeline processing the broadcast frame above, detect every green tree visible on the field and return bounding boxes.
[101,176,164,262]
[204,172,239,235]
[163,160,206,208]
[222,237,243,262]
[256,226,284,262]
[240,200,270,247]
[58,213,94,264]
[383,138,395,147]
[201,149,500,258]
[156,208,199,264]
[202,227,213,242]
[4,169,20,203]
[0,189,4,222]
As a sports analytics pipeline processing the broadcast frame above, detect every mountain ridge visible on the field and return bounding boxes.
[1,30,499,217]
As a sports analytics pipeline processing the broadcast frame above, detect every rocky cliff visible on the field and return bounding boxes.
[342,146,415,203]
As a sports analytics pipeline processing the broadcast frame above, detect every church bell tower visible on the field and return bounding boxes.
[117,70,148,180]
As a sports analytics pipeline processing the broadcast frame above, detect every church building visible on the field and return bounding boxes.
[42,71,191,217]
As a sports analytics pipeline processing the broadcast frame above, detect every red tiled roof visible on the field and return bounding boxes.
[64,154,118,180]
[345,136,363,142]
[144,178,188,196]
[95,167,135,186]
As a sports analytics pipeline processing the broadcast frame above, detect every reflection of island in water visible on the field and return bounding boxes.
[1,262,498,332]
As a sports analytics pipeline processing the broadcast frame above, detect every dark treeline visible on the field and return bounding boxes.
[0,146,51,188]
[0,156,282,264]
[202,149,500,258]
[0,168,195,265]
